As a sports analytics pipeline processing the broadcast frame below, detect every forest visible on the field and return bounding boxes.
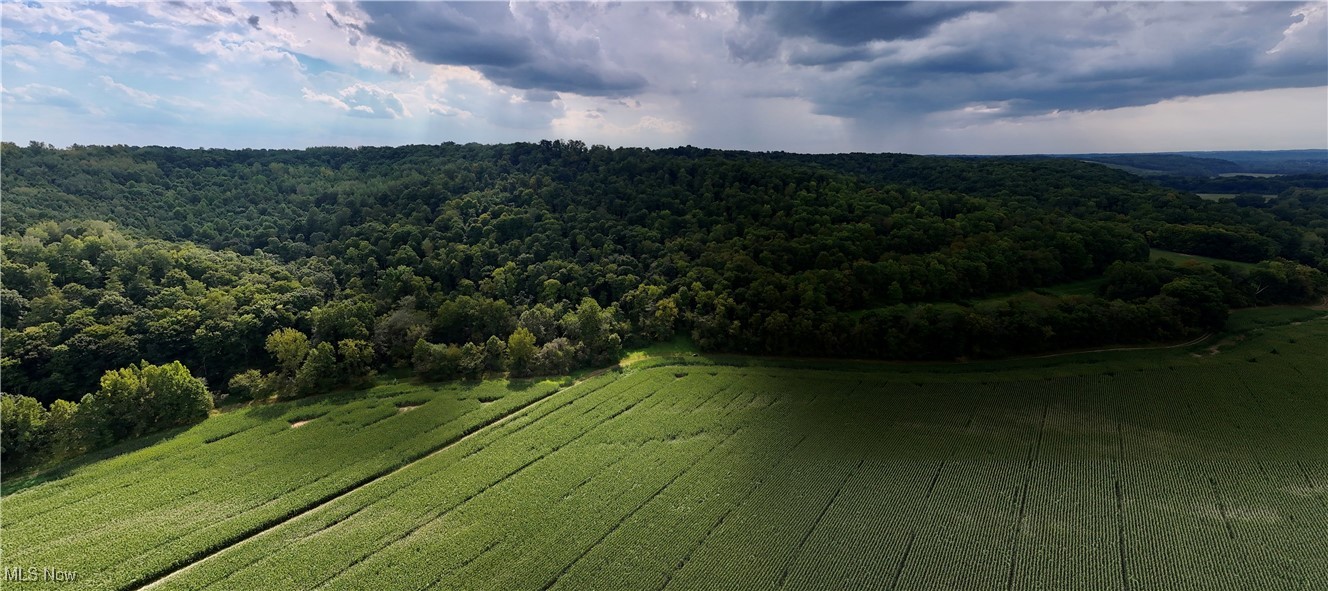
[3,140,1326,471]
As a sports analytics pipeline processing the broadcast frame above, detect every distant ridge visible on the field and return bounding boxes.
[1049,149,1328,177]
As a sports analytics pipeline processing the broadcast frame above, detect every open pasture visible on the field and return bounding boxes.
[4,319,1326,591]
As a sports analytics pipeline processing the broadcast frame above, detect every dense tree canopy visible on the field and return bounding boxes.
[2,141,1325,420]
[2,361,210,474]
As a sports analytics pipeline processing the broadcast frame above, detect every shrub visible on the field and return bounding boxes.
[226,369,274,401]
[78,361,212,447]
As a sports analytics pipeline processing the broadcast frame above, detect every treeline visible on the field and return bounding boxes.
[764,151,1328,266]
[6,142,1326,271]
[2,361,211,474]
[0,223,638,405]
[1152,174,1328,195]
[3,143,1327,411]
[2,222,324,403]
[761,257,1325,359]
[1082,154,1242,177]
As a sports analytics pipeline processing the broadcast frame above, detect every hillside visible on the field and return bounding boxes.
[3,312,1325,590]
[5,2,1325,589]
[1171,150,1328,175]
[1055,150,1328,177]
[3,142,1327,474]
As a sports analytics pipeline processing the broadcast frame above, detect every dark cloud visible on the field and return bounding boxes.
[739,1,993,46]
[247,15,260,30]
[325,10,363,33]
[729,1,996,64]
[323,7,366,48]
[268,1,298,17]
[523,89,560,103]
[883,47,1018,76]
[772,2,1327,121]
[787,45,876,68]
[362,3,534,67]
[357,2,646,97]
[725,24,781,63]
[342,0,1324,126]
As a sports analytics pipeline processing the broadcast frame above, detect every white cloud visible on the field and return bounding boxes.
[131,2,243,28]
[1270,2,1325,53]
[251,2,414,76]
[193,31,301,70]
[302,83,410,119]
[4,41,85,69]
[551,105,690,144]
[99,76,159,108]
[0,2,113,35]
[301,87,350,111]
[2,83,100,115]
[636,116,689,135]
[72,24,157,64]
[427,101,469,118]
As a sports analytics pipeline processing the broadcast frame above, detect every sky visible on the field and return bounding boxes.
[2,1,1325,155]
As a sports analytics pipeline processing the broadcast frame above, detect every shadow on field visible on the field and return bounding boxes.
[1,425,191,496]
[506,379,541,391]
[240,383,396,421]
[243,404,290,421]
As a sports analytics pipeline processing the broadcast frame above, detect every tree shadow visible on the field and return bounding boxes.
[505,378,540,391]
[1,425,191,496]
[243,403,290,421]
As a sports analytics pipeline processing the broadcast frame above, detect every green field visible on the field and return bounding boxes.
[4,318,1326,590]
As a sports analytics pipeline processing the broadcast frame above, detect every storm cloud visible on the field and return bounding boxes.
[1,1,1323,153]
[359,2,647,97]
[783,2,1328,120]
[730,1,998,62]
[353,1,1325,123]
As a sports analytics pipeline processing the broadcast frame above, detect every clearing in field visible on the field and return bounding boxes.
[3,317,1326,591]
[1149,248,1259,270]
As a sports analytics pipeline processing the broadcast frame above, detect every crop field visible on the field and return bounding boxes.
[4,317,1326,590]
[1,380,564,590]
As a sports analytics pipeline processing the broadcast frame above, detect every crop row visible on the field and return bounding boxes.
[156,370,681,590]
[7,328,1326,591]
[167,322,1328,591]
[4,380,563,591]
